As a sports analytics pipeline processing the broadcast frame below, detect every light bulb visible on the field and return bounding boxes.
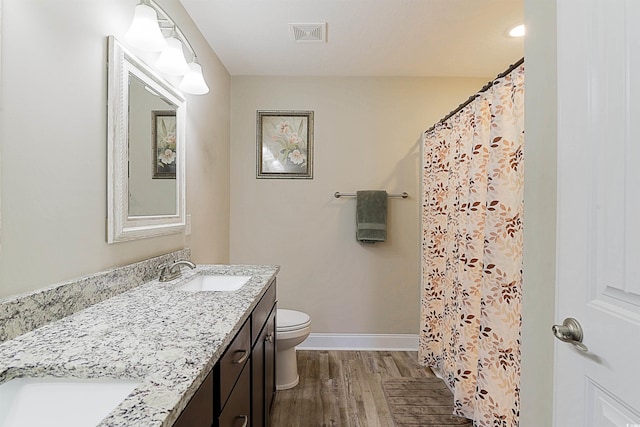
[124,2,166,51]
[155,35,190,76]
[179,62,210,95]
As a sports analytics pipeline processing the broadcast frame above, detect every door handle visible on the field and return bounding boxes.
[552,317,588,352]
[265,332,274,343]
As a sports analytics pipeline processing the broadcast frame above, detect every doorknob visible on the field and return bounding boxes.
[552,318,588,352]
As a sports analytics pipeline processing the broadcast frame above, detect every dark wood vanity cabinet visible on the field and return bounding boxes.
[251,301,276,427]
[172,279,277,427]
[214,279,277,427]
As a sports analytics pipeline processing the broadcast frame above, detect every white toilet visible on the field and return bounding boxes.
[276,309,311,390]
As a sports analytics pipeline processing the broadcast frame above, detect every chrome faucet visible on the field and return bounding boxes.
[158,260,196,282]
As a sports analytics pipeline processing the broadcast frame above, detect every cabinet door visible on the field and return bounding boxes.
[219,363,251,427]
[263,308,276,425]
[173,371,214,427]
[252,306,276,427]
[252,325,265,427]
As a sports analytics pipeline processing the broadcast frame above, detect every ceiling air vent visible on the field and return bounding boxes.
[289,23,327,43]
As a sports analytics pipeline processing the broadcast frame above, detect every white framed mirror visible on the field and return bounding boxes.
[107,36,186,243]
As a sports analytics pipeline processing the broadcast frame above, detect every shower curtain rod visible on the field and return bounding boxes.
[424,57,525,135]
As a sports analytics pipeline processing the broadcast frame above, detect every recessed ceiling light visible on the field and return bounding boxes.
[508,24,525,38]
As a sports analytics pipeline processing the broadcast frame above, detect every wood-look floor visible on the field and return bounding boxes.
[270,350,436,427]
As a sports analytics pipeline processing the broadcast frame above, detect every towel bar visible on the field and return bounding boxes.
[334,192,409,199]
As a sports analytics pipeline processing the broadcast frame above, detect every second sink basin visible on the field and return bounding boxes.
[178,275,251,292]
[0,377,139,427]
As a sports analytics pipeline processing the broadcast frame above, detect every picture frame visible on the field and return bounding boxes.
[152,110,177,179]
[256,110,314,179]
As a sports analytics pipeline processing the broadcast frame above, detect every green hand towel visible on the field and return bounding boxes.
[356,190,387,243]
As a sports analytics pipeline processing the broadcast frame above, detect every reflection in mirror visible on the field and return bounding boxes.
[107,36,186,243]
[128,74,177,216]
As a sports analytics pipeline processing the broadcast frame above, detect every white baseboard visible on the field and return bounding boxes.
[296,333,419,351]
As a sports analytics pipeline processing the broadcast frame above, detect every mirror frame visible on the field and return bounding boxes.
[107,36,186,243]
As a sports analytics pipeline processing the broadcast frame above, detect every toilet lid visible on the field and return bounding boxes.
[277,309,311,331]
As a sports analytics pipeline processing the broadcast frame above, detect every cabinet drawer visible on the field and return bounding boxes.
[251,280,276,346]
[219,317,251,411]
[218,363,251,427]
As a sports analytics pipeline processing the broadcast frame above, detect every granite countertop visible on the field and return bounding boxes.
[0,264,279,426]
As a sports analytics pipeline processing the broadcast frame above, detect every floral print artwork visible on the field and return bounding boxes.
[153,111,176,179]
[419,63,524,427]
[258,111,313,179]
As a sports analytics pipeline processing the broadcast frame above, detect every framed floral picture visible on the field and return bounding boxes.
[256,110,314,179]
[152,110,177,179]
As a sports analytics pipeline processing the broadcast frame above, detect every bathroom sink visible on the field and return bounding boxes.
[178,275,251,292]
[0,377,139,427]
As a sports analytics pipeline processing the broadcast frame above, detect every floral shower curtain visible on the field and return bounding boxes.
[419,62,524,427]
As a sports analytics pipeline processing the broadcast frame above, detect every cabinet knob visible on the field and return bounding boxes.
[265,333,274,343]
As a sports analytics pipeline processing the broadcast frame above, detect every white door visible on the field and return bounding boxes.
[555,0,640,425]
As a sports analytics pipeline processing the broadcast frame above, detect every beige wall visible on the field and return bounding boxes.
[230,76,486,334]
[520,0,556,425]
[0,0,230,298]
[171,2,232,267]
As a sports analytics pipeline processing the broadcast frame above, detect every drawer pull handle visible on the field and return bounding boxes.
[265,333,274,343]
[233,350,249,364]
[237,415,248,427]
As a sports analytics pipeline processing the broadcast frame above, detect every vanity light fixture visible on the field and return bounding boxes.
[124,0,209,95]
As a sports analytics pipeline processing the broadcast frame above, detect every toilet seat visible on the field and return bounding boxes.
[277,309,311,332]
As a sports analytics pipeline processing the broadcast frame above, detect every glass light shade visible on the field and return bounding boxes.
[179,62,210,95]
[155,36,190,76]
[124,3,166,51]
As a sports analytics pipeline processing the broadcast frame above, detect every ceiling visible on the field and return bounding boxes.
[178,0,524,78]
